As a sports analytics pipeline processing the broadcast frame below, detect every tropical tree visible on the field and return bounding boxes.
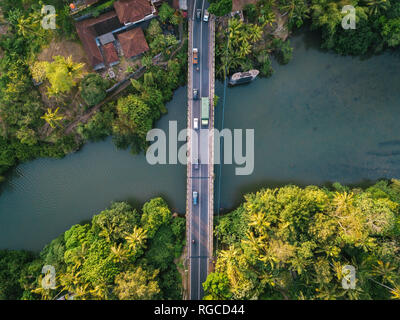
[278,0,310,28]
[44,56,85,97]
[80,73,108,106]
[207,183,400,300]
[113,267,160,300]
[40,107,64,128]
[110,244,128,263]
[158,2,175,23]
[363,0,390,16]
[208,0,233,16]
[125,226,148,254]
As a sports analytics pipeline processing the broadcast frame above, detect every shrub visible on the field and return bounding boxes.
[273,39,293,65]
[208,0,232,17]
[80,73,108,106]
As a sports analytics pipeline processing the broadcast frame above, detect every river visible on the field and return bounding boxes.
[1,31,400,250]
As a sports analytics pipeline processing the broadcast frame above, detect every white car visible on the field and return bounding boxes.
[203,10,209,22]
[193,191,198,205]
[194,118,199,130]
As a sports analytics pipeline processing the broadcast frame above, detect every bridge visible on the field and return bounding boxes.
[186,0,215,300]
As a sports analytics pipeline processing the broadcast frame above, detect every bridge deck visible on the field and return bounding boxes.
[186,1,215,300]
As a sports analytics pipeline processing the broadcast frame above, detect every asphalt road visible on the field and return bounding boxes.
[189,0,211,300]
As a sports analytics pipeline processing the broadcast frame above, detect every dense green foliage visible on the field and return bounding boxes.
[76,105,114,142]
[0,250,37,300]
[272,38,293,64]
[208,0,233,17]
[216,18,271,79]
[308,0,400,55]
[158,2,175,24]
[216,0,292,80]
[79,74,109,107]
[0,0,80,176]
[276,0,400,55]
[0,198,185,300]
[205,180,400,300]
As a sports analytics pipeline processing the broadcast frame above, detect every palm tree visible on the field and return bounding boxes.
[99,228,111,242]
[125,226,148,253]
[372,260,398,284]
[332,191,354,215]
[217,52,240,79]
[64,56,85,79]
[259,8,276,27]
[390,285,400,300]
[247,24,263,43]
[41,107,64,128]
[90,283,110,300]
[249,211,270,234]
[111,243,128,263]
[218,246,243,292]
[238,40,252,58]
[241,231,266,254]
[315,284,344,300]
[32,285,52,300]
[363,0,390,16]
[228,19,242,40]
[74,283,90,300]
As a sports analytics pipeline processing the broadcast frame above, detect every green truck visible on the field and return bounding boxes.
[201,97,209,127]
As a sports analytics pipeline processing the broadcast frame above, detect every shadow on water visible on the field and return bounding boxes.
[0,166,23,196]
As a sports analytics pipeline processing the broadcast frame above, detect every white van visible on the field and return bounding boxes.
[203,10,209,22]
[194,118,199,130]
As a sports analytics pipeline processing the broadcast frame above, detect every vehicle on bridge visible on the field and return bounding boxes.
[194,158,199,170]
[194,117,199,130]
[203,9,209,22]
[193,88,199,100]
[201,97,209,127]
[193,191,198,205]
[193,48,198,66]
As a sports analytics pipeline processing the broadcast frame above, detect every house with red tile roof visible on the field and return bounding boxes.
[103,42,119,66]
[76,10,121,70]
[118,27,150,59]
[114,0,155,25]
[75,0,155,70]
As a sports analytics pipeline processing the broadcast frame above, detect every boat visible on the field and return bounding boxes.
[228,69,259,86]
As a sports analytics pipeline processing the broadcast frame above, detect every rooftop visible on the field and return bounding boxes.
[114,0,153,24]
[118,27,149,58]
[103,42,119,65]
[76,11,120,67]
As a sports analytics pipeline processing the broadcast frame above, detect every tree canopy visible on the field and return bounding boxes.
[0,198,185,300]
[80,74,109,107]
[205,180,400,300]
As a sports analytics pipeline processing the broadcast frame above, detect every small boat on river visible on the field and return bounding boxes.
[229,69,259,86]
